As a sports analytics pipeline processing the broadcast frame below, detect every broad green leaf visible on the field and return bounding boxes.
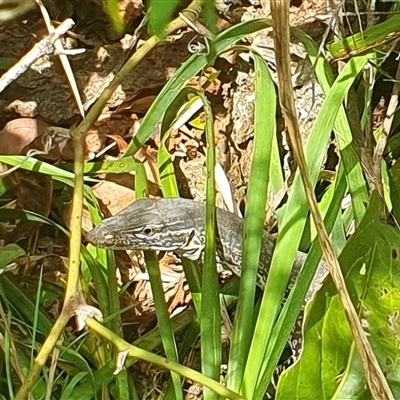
[0,243,25,269]
[278,193,400,398]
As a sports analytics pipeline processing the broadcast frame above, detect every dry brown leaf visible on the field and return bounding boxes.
[92,180,136,216]
[85,129,107,156]
[0,118,49,155]
[107,134,128,153]
[115,85,163,115]
[10,169,52,216]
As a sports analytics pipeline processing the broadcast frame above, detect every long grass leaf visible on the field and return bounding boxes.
[157,89,203,311]
[242,54,371,398]
[0,156,97,182]
[198,90,221,400]
[136,165,183,399]
[293,28,368,225]
[226,52,276,392]
[124,18,273,157]
[255,164,347,398]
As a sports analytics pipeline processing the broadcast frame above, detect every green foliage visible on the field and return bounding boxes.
[278,194,400,398]
[2,4,400,400]
[148,0,181,37]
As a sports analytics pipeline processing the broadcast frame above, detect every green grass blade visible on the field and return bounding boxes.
[157,89,203,311]
[82,157,139,175]
[293,28,368,225]
[327,14,400,60]
[0,156,97,183]
[70,310,196,400]
[105,249,131,398]
[198,90,221,400]
[242,54,371,399]
[123,18,273,157]
[144,251,183,400]
[226,52,276,392]
[136,165,183,399]
[255,164,347,398]
[59,372,89,400]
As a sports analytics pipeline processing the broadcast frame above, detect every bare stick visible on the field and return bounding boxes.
[0,18,75,94]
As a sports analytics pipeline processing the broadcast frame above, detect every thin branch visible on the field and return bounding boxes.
[0,19,75,94]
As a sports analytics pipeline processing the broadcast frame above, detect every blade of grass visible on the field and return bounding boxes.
[105,249,131,398]
[292,28,368,226]
[327,14,400,60]
[226,51,276,392]
[136,163,183,400]
[198,90,221,400]
[124,18,273,157]
[70,310,196,400]
[255,163,347,398]
[242,54,371,399]
[0,155,97,182]
[158,88,203,311]
[87,317,245,400]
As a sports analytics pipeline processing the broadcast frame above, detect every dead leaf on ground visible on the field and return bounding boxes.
[0,118,49,155]
[92,180,136,216]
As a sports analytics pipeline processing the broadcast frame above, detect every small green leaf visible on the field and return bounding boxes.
[0,244,25,269]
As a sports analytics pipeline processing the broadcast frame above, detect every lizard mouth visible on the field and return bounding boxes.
[86,225,116,248]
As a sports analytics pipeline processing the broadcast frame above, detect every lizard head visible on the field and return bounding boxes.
[86,198,205,260]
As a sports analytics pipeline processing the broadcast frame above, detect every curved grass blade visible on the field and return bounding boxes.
[59,371,89,400]
[124,18,273,157]
[0,156,97,183]
[255,164,347,398]
[226,51,276,392]
[198,90,221,400]
[90,318,246,400]
[70,310,196,400]
[293,28,368,225]
[242,54,371,399]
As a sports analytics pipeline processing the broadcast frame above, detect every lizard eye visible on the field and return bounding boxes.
[142,227,154,236]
